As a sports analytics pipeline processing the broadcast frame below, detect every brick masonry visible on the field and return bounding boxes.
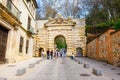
[87,28,120,66]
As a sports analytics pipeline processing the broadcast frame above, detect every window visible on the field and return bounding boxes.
[26,40,29,54]
[19,36,24,53]
[7,0,12,10]
[27,16,31,30]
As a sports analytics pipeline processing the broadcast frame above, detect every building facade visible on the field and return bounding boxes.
[35,15,86,57]
[0,0,37,63]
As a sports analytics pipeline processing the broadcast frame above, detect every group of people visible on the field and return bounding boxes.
[41,49,76,60]
[41,49,67,59]
[46,49,54,59]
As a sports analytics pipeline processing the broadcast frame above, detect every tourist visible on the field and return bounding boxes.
[41,49,45,58]
[46,49,50,59]
[71,53,75,60]
[50,50,53,59]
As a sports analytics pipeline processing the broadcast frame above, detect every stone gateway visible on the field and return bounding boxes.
[35,15,86,56]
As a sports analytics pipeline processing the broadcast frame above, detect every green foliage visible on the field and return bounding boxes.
[113,20,120,30]
[86,21,115,33]
[85,0,120,33]
[55,36,67,50]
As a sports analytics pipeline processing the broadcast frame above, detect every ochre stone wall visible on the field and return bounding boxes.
[87,29,120,66]
[111,30,120,66]
[87,39,97,59]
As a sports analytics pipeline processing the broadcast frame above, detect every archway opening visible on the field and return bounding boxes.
[76,47,83,57]
[39,48,43,57]
[54,35,67,56]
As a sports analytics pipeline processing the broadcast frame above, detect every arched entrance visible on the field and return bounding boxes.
[76,47,83,57]
[54,35,67,56]
[39,48,43,57]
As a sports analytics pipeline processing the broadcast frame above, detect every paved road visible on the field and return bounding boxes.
[11,58,113,80]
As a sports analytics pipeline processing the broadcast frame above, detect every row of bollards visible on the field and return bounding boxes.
[0,59,44,80]
[16,59,42,76]
[73,58,102,76]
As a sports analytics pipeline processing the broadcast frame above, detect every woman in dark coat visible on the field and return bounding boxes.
[47,49,50,59]
[50,50,53,59]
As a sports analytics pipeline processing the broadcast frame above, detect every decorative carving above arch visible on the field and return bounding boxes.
[44,15,76,27]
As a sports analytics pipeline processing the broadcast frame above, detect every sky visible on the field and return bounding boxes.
[36,0,88,19]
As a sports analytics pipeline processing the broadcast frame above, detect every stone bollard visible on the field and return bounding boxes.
[0,77,7,80]
[92,68,102,76]
[74,59,77,62]
[83,63,90,68]
[16,67,26,76]
[36,60,40,64]
[78,61,82,64]
[28,63,35,68]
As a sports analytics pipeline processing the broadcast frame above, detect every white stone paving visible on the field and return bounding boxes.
[76,57,120,80]
[0,57,120,80]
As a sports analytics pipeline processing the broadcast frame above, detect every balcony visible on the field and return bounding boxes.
[6,0,21,19]
[28,26,34,34]
[0,0,21,25]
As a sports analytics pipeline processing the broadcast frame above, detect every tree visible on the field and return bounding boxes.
[85,0,120,33]
[55,36,67,50]
[36,0,82,19]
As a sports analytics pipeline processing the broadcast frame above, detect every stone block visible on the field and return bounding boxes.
[74,58,77,62]
[36,60,40,64]
[16,67,26,76]
[83,63,90,68]
[78,61,82,64]
[92,68,102,76]
[0,77,7,80]
[28,63,35,68]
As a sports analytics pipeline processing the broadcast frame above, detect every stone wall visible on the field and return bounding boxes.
[111,30,120,66]
[87,39,97,59]
[87,28,120,66]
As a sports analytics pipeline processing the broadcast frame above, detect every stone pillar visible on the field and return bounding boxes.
[6,28,16,63]
[66,29,73,56]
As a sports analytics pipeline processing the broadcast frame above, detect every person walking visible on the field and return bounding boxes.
[50,50,53,59]
[41,49,45,58]
[47,49,50,59]
[71,53,75,60]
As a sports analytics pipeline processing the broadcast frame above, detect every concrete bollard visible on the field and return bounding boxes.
[92,68,102,76]
[28,63,35,68]
[83,63,90,68]
[0,77,7,80]
[78,61,82,64]
[16,67,26,76]
[36,60,40,64]
[74,59,77,62]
